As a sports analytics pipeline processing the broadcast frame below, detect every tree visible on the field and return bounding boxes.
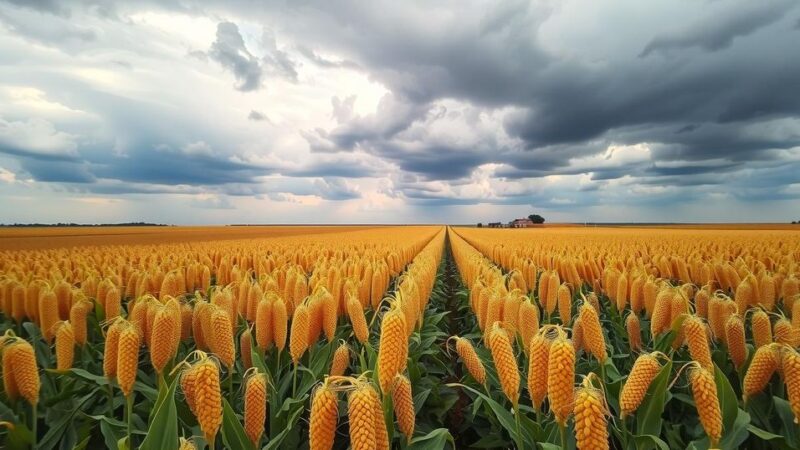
[477,223,483,228]
[528,214,545,224]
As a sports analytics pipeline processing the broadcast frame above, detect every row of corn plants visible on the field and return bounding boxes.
[446,226,800,450]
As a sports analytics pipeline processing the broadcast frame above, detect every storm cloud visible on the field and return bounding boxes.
[0,0,798,224]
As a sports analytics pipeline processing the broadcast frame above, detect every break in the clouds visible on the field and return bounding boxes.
[0,0,799,224]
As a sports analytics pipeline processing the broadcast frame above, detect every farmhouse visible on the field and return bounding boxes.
[509,218,534,228]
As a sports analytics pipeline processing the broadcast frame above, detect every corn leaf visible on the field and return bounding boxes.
[408,428,454,450]
[139,375,179,450]
[221,398,255,450]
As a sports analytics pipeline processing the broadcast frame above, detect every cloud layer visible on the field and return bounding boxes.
[0,0,799,224]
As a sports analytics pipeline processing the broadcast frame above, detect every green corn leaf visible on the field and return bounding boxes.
[221,398,255,450]
[139,375,179,450]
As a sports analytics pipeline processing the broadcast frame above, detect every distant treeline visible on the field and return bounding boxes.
[0,222,169,227]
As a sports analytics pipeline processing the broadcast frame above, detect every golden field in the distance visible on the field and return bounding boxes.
[0,226,382,251]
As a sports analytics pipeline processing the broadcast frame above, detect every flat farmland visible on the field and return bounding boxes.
[2,224,800,450]
[0,225,380,251]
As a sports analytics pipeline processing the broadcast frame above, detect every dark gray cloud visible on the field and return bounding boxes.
[94,144,270,186]
[1,0,69,17]
[640,1,796,56]
[280,0,800,193]
[208,21,263,91]
[20,159,95,183]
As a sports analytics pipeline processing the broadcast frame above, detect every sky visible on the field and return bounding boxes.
[0,0,799,224]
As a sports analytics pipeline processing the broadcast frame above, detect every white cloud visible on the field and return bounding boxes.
[0,166,17,183]
[0,117,78,158]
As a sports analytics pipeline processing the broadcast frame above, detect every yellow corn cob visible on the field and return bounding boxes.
[209,306,235,368]
[105,287,121,321]
[240,328,253,370]
[377,304,408,393]
[368,382,389,450]
[557,284,572,324]
[650,288,672,336]
[547,329,575,425]
[684,315,713,371]
[322,289,338,343]
[572,317,584,353]
[4,340,40,405]
[117,321,140,397]
[290,302,310,365]
[348,383,376,450]
[181,363,199,416]
[546,271,560,315]
[743,344,778,401]
[620,352,662,418]
[626,313,642,352]
[310,382,338,450]
[150,301,181,374]
[724,315,747,370]
[783,348,800,424]
[616,272,628,311]
[689,366,723,447]
[578,302,606,363]
[573,377,609,450]
[256,298,273,351]
[454,337,486,385]
[518,299,539,354]
[54,321,75,371]
[104,319,122,380]
[193,357,222,444]
[695,287,710,319]
[752,309,772,349]
[488,322,520,406]
[69,299,92,346]
[273,298,288,352]
[39,289,59,342]
[330,342,350,377]
[2,339,19,401]
[774,318,798,347]
[244,371,267,446]
[527,330,552,410]
[392,374,415,442]
[307,295,324,343]
[347,295,369,344]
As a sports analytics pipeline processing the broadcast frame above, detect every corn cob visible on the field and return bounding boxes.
[488,321,520,406]
[689,366,723,447]
[620,352,663,418]
[310,382,338,450]
[574,376,609,450]
[377,304,408,393]
[547,329,575,425]
[454,336,486,385]
[244,371,267,446]
[392,374,415,442]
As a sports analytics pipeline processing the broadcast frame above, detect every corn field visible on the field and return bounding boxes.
[1,225,799,449]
